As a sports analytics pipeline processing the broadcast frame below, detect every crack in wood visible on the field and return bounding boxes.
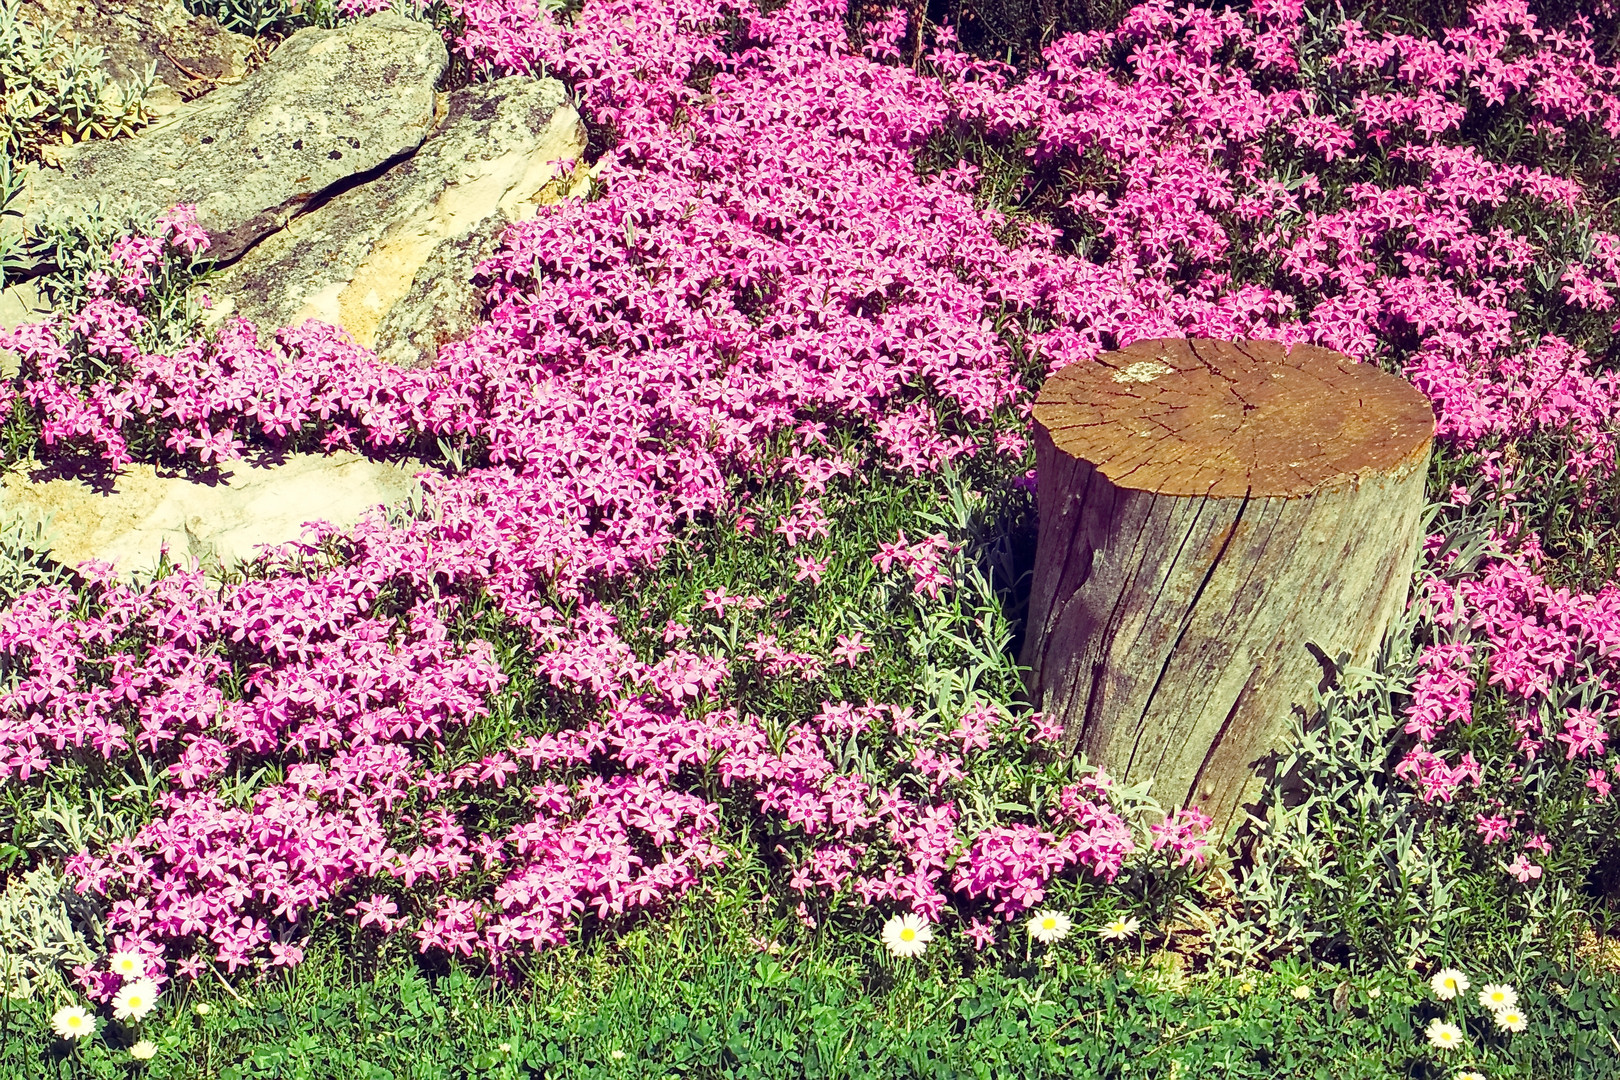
[1125,490,1250,779]
[1185,660,1265,810]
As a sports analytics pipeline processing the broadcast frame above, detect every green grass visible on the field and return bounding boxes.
[5,867,1620,1079]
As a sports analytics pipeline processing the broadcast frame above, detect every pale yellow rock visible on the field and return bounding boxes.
[0,453,423,580]
[286,100,587,351]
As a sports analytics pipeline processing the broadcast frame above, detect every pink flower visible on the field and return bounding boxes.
[1587,769,1612,802]
[1030,715,1065,744]
[349,895,399,933]
[830,632,871,666]
[793,555,829,585]
[966,917,997,950]
[1556,708,1610,760]
[1474,814,1511,844]
[1150,809,1213,869]
[1506,855,1543,883]
[268,942,305,967]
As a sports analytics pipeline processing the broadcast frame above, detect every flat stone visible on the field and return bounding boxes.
[198,76,588,367]
[0,453,423,579]
[20,11,447,265]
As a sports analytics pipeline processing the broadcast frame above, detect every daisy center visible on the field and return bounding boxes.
[900,928,915,941]
[1043,919,1056,930]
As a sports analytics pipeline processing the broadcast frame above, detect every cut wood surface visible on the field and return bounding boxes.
[1021,337,1435,837]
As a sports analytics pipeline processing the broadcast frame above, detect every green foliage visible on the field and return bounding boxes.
[196,0,305,38]
[0,863,95,1001]
[175,0,558,92]
[21,197,217,354]
[0,0,156,163]
[1208,482,1619,975]
[3,905,1619,1079]
[930,0,1158,69]
[0,514,73,609]
[1210,527,1467,973]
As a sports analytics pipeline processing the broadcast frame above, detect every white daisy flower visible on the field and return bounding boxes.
[1477,984,1517,1012]
[108,951,145,979]
[1429,968,1469,1000]
[1027,909,1072,944]
[1456,1072,1485,1080]
[51,1005,96,1040]
[130,1040,158,1060]
[1425,1019,1465,1051]
[880,913,933,958]
[112,978,160,1021]
[1493,1007,1527,1033]
[1098,916,1140,941]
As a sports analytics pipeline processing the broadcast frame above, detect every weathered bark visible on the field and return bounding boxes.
[1021,337,1435,837]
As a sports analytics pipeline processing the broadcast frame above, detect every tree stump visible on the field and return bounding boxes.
[1021,337,1435,837]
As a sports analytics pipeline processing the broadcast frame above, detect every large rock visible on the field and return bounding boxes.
[0,453,423,579]
[17,0,257,119]
[197,76,588,368]
[20,11,447,265]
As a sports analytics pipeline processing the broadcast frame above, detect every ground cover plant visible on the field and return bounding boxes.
[3,0,1620,1073]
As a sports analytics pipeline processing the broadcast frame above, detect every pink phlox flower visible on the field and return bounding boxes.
[949,702,1000,753]
[1474,813,1511,844]
[1556,706,1609,760]
[1395,748,1478,803]
[348,894,399,932]
[773,499,829,548]
[268,942,305,967]
[966,917,997,950]
[815,700,879,736]
[1149,808,1214,869]
[793,554,830,584]
[908,747,967,790]
[1506,854,1543,883]
[1587,768,1612,801]
[830,631,871,666]
[154,203,211,257]
[888,705,920,735]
